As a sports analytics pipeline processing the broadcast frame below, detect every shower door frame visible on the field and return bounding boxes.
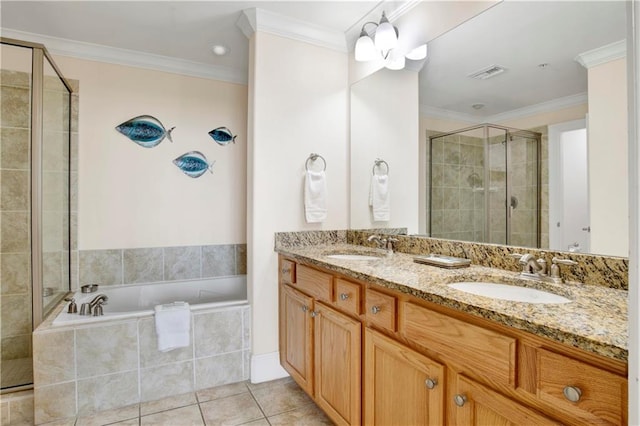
[428,123,542,247]
[0,38,74,329]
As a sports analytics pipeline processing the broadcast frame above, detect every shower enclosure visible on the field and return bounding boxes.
[428,124,541,247]
[1,39,73,391]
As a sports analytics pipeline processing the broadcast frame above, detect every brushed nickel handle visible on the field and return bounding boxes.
[371,306,381,314]
[301,305,308,313]
[425,378,437,389]
[339,293,349,301]
[563,386,582,402]
[454,394,467,407]
[281,267,291,276]
[310,311,319,318]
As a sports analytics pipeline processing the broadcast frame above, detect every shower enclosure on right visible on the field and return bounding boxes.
[428,124,542,247]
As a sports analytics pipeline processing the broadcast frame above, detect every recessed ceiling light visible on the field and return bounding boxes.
[472,103,485,110]
[211,45,228,56]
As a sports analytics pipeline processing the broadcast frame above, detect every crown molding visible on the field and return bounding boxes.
[237,8,347,53]
[0,28,247,85]
[575,39,627,69]
[420,92,588,124]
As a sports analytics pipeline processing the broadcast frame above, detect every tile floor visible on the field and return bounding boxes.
[46,377,334,426]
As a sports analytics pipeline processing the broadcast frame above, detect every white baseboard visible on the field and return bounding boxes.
[250,352,289,384]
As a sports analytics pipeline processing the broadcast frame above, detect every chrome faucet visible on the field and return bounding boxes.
[89,294,108,316]
[367,235,398,253]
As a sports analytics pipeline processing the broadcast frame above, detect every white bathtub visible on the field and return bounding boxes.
[52,276,247,326]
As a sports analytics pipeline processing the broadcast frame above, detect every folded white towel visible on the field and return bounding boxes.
[304,170,327,223]
[154,302,191,352]
[369,174,390,221]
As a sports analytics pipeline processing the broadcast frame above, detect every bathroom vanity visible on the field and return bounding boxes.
[276,236,628,426]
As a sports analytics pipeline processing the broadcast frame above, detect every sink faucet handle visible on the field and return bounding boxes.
[508,253,525,259]
[550,257,578,282]
[552,257,578,266]
[386,237,399,252]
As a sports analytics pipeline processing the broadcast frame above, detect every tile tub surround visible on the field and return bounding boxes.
[0,389,34,425]
[77,244,247,288]
[32,304,250,424]
[275,237,628,362]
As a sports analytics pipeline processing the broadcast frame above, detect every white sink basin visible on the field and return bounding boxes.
[326,254,381,261]
[448,282,571,304]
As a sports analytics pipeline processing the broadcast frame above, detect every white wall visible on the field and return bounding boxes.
[247,31,349,376]
[350,69,419,231]
[53,56,248,250]
[587,57,628,257]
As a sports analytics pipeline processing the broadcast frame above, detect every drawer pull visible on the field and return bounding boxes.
[339,293,349,301]
[454,394,467,407]
[563,386,582,403]
[371,305,381,314]
[311,311,319,318]
[301,305,308,313]
[425,378,437,389]
[281,267,290,276]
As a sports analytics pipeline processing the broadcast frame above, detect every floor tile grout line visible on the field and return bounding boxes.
[246,386,270,423]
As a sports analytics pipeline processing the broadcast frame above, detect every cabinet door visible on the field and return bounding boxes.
[364,328,445,426]
[280,284,314,395]
[453,374,559,426]
[314,302,361,426]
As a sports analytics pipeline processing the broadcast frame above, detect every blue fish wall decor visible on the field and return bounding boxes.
[208,127,237,146]
[116,115,175,148]
[173,151,215,178]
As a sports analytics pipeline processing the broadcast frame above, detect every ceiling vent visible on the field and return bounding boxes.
[468,65,506,80]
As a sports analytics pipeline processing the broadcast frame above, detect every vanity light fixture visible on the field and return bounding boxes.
[354,11,427,70]
[354,11,399,64]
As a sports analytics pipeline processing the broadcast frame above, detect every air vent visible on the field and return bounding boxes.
[468,65,506,80]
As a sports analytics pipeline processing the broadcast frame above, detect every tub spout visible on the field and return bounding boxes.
[89,294,108,307]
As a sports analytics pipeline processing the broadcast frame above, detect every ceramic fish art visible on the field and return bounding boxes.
[173,151,215,178]
[115,115,175,148]
[208,127,237,145]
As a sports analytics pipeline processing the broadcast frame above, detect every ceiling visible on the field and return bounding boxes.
[0,1,628,120]
[0,1,381,75]
[420,1,627,120]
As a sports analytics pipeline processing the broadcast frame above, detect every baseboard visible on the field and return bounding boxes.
[250,351,289,384]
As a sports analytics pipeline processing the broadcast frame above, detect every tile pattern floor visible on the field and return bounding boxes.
[48,378,334,426]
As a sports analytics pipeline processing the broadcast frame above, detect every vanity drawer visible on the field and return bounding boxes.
[536,349,626,425]
[365,288,397,332]
[280,259,296,285]
[401,302,516,387]
[295,265,333,303]
[334,278,362,316]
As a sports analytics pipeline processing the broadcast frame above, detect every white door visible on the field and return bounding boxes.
[549,119,590,252]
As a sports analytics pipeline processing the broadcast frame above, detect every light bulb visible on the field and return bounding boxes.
[385,54,405,70]
[355,32,377,62]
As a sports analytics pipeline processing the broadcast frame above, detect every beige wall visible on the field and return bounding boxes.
[351,69,419,231]
[587,57,628,257]
[248,32,349,368]
[52,56,248,250]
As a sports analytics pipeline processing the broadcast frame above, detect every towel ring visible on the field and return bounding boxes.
[305,153,326,172]
[372,159,389,176]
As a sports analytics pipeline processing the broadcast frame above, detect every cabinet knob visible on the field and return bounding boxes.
[425,378,437,389]
[339,293,349,301]
[310,311,319,318]
[453,394,467,407]
[301,305,308,313]
[371,305,381,314]
[563,386,582,403]
[281,267,290,276]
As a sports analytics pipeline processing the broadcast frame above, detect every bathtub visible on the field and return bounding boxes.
[52,275,247,326]
[36,275,250,418]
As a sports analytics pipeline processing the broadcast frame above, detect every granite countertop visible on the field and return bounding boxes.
[277,243,628,362]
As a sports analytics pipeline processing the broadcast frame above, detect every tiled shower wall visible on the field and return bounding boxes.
[427,127,549,248]
[76,244,247,288]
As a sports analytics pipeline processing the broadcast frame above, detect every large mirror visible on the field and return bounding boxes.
[351,1,629,257]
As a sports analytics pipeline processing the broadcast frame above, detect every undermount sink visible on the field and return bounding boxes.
[448,282,571,304]
[326,254,382,261]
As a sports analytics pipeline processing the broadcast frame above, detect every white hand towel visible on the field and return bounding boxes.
[369,174,390,221]
[305,170,327,223]
[154,302,191,352]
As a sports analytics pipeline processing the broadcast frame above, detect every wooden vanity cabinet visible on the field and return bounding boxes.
[277,256,628,426]
[278,259,362,426]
